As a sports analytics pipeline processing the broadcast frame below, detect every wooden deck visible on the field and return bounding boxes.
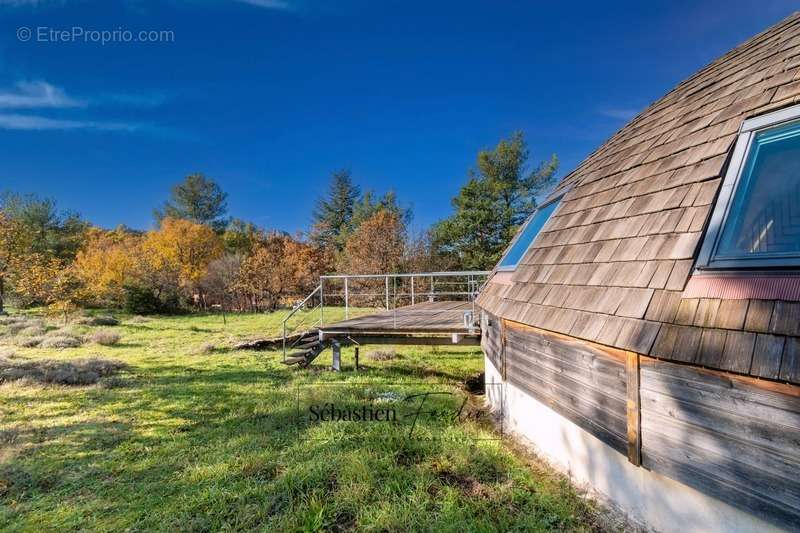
[319,301,480,345]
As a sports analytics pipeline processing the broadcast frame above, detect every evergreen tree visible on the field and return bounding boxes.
[155,173,229,231]
[310,170,360,252]
[432,131,558,269]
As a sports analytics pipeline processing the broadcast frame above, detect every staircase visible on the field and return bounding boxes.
[281,330,328,367]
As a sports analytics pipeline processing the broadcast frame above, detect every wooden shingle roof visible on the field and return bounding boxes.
[477,12,800,385]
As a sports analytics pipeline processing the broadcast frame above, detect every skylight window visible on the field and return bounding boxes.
[498,196,562,270]
[698,105,800,269]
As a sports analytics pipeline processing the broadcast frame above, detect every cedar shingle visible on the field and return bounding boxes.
[714,299,749,330]
[750,334,786,379]
[671,325,703,363]
[769,301,800,336]
[744,299,774,332]
[780,337,800,383]
[720,331,756,373]
[697,329,727,367]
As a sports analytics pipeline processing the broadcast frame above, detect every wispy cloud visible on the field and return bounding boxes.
[0,113,139,131]
[0,81,84,109]
[237,0,292,10]
[597,107,640,121]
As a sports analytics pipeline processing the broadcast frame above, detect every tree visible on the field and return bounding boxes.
[310,170,360,252]
[0,191,87,260]
[351,190,412,230]
[236,234,323,311]
[0,212,24,313]
[199,254,243,311]
[339,210,406,275]
[143,218,224,305]
[432,131,558,269]
[155,174,229,231]
[223,218,261,255]
[73,227,141,307]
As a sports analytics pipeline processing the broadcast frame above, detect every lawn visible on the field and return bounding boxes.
[0,309,607,532]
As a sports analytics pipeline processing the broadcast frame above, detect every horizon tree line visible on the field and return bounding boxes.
[0,131,557,314]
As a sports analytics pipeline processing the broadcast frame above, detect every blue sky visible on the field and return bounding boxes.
[0,0,797,234]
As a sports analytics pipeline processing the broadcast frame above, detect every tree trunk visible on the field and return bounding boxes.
[0,275,4,314]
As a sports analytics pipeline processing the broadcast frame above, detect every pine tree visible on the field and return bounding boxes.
[155,174,229,231]
[310,170,360,252]
[432,131,558,269]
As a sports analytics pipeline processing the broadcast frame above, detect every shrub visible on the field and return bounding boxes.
[123,284,179,315]
[89,330,121,346]
[0,356,127,385]
[74,315,120,327]
[367,349,399,361]
[18,325,47,337]
[39,335,83,349]
[5,319,44,335]
[14,336,44,348]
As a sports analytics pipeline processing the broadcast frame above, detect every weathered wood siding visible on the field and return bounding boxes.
[481,311,503,376]
[503,321,628,454]
[640,357,800,529]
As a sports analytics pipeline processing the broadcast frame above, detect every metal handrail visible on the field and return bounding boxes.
[281,271,491,360]
[282,284,321,360]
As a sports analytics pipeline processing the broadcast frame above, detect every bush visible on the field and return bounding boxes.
[18,325,47,337]
[14,336,44,348]
[0,356,127,385]
[5,318,44,335]
[123,284,179,315]
[39,335,83,349]
[367,349,399,361]
[74,315,120,327]
[89,330,122,346]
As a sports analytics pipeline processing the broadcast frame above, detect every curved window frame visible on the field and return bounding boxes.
[697,104,800,270]
[497,194,564,272]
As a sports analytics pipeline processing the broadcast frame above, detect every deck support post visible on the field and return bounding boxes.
[354,346,359,371]
[626,351,642,466]
[332,341,341,372]
[385,277,390,310]
[344,278,349,320]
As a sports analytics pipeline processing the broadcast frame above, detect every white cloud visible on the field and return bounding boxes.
[0,113,138,131]
[237,0,291,10]
[0,81,84,109]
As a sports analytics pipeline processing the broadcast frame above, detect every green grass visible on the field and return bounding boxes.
[0,309,605,532]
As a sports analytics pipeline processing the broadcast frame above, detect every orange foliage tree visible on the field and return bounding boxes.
[236,233,324,311]
[73,227,142,307]
[143,217,223,305]
[338,210,406,275]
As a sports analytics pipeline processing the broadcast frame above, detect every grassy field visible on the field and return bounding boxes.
[0,309,609,532]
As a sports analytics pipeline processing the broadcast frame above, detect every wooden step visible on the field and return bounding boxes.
[281,356,307,366]
[294,340,321,350]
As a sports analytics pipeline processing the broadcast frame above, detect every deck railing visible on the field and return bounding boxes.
[281,271,490,359]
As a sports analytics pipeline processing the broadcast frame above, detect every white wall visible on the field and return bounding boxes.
[484,356,787,533]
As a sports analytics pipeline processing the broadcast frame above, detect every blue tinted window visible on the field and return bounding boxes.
[717,121,800,259]
[499,198,561,269]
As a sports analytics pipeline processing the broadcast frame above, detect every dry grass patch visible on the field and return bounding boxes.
[39,335,83,349]
[89,329,122,346]
[0,356,127,386]
[74,315,120,327]
[367,349,399,361]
